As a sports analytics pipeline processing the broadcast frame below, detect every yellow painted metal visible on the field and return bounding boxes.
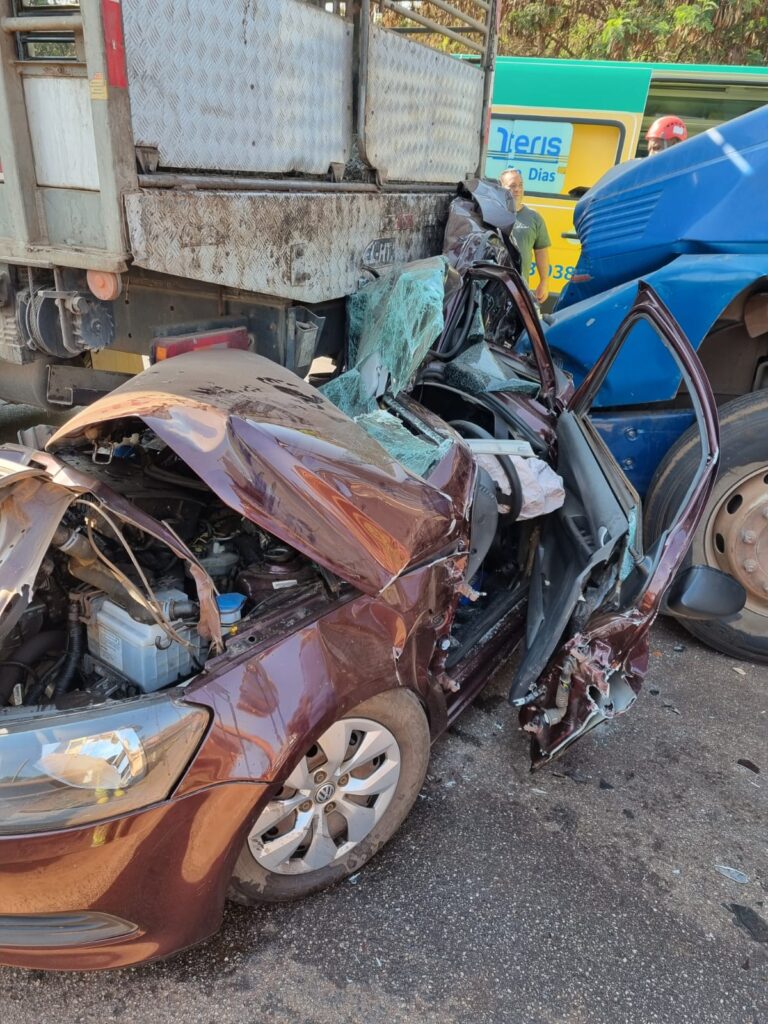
[91,349,145,374]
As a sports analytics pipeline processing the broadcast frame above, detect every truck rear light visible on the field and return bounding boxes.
[151,327,251,363]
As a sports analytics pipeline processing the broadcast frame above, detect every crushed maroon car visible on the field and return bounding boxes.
[0,252,741,970]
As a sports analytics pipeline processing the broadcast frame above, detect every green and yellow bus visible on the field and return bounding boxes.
[487,57,768,299]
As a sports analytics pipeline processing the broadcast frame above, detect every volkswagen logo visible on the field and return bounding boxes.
[315,782,336,804]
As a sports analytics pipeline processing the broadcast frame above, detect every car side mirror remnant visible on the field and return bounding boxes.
[663,565,746,622]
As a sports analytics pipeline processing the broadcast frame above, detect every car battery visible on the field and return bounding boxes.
[86,589,204,693]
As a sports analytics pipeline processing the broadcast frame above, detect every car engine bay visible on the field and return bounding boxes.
[0,396,550,713]
[0,430,330,710]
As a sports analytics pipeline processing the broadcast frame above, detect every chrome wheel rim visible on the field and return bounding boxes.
[703,462,768,616]
[248,716,401,875]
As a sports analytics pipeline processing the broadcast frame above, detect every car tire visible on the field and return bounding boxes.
[229,688,430,905]
[644,389,768,663]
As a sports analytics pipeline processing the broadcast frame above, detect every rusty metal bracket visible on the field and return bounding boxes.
[46,364,132,407]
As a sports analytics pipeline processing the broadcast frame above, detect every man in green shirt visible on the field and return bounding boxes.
[499,168,552,304]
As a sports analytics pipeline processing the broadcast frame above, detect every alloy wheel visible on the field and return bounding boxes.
[248,716,402,875]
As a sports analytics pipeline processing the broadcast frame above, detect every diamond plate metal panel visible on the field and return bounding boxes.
[121,0,352,175]
[124,189,451,304]
[363,24,484,184]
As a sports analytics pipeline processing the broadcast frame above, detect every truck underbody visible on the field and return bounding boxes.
[0,0,498,408]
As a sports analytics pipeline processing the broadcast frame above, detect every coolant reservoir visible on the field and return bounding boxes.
[216,592,246,632]
[86,589,204,693]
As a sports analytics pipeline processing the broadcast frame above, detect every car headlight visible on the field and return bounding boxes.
[0,694,209,834]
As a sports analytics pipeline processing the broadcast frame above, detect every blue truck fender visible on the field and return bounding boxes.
[543,252,768,408]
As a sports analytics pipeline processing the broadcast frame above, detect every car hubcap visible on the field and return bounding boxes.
[248,716,401,875]
[704,464,768,615]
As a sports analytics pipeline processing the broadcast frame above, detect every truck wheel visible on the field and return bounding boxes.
[645,390,768,663]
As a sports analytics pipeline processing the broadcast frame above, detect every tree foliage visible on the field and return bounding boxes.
[499,0,767,63]
[381,1,768,64]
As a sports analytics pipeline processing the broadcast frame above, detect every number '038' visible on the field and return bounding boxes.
[529,263,575,281]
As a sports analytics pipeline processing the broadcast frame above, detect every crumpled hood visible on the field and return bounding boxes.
[0,447,222,647]
[48,350,467,595]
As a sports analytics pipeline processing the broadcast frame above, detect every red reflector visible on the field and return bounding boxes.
[102,0,128,89]
[151,327,250,364]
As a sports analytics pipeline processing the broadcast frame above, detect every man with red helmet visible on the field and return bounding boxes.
[646,115,688,155]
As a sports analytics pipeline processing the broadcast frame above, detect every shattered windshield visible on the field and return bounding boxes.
[320,257,450,477]
[319,251,541,478]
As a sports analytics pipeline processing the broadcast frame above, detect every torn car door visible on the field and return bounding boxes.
[512,282,720,765]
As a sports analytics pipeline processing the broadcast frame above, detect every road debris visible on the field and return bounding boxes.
[715,865,750,884]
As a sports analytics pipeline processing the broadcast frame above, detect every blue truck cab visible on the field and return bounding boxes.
[544,105,768,661]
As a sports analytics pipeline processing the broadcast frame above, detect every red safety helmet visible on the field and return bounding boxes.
[646,115,688,144]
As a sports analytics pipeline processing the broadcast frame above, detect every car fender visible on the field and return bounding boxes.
[176,557,462,796]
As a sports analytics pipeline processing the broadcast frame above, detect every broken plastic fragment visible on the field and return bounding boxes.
[458,580,483,602]
[435,672,460,693]
[715,864,750,884]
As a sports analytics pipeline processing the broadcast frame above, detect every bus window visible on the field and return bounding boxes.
[564,122,624,192]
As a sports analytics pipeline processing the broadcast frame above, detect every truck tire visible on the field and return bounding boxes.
[644,390,768,663]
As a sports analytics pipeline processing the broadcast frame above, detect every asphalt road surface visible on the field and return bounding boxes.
[1,619,766,1024]
[0,402,765,1022]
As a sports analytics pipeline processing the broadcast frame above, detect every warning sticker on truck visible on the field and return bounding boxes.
[90,73,108,101]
